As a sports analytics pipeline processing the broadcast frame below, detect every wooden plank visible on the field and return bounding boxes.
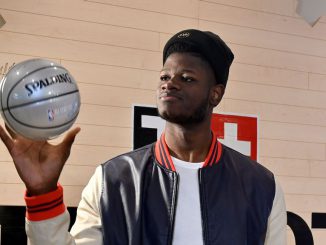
[0,9,160,51]
[260,139,325,160]
[0,163,95,186]
[229,63,308,90]
[70,124,132,148]
[309,73,326,92]
[0,148,11,162]
[225,80,326,109]
[61,60,159,91]
[260,157,310,177]
[202,0,296,16]
[224,99,326,127]
[77,104,131,127]
[201,0,261,11]
[278,176,326,196]
[0,0,198,34]
[0,184,26,205]
[310,161,326,178]
[46,122,131,148]
[199,1,326,41]
[85,0,199,18]
[78,83,156,108]
[0,162,20,184]
[0,54,33,71]
[59,165,97,186]
[213,100,226,112]
[67,144,131,166]
[312,230,326,245]
[260,121,326,144]
[0,119,132,162]
[0,143,131,166]
[229,43,326,74]
[283,193,326,212]
[261,0,295,16]
[63,185,85,206]
[0,53,60,81]
[200,19,326,58]
[0,32,161,71]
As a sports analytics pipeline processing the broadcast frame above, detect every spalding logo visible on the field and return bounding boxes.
[177,32,190,38]
[25,72,73,97]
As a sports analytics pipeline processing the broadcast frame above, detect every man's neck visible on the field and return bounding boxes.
[164,122,212,163]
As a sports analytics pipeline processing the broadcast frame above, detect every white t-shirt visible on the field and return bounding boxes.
[172,157,204,245]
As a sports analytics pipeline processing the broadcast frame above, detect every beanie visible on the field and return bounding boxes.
[163,29,234,86]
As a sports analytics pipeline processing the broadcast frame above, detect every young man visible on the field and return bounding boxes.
[0,29,286,244]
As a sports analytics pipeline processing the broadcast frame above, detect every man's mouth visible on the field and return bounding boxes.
[159,92,182,101]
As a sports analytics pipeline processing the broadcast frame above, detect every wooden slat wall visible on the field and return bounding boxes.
[1,0,326,243]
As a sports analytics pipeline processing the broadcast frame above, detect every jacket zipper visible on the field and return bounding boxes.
[198,169,208,245]
[168,172,179,245]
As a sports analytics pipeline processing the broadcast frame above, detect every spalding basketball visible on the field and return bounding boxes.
[0,58,81,140]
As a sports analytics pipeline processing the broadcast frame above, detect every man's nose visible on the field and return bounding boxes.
[161,75,181,90]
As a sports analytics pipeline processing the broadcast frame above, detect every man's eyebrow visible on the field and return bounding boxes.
[181,69,195,73]
[160,68,196,73]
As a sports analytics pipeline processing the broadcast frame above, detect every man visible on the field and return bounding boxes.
[0,29,286,244]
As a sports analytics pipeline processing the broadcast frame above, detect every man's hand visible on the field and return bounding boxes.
[0,125,80,195]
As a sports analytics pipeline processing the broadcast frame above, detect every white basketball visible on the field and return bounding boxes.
[0,58,81,140]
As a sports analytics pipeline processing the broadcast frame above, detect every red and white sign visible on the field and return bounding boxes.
[211,113,258,161]
[133,105,258,161]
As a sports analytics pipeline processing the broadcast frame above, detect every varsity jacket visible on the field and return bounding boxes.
[25,133,287,245]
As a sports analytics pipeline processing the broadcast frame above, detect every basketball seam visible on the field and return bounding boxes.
[4,90,80,129]
[12,112,80,130]
[0,77,10,127]
[2,89,79,111]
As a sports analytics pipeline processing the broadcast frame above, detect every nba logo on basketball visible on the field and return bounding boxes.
[48,109,55,121]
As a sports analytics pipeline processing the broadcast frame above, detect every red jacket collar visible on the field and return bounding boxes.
[154,132,222,171]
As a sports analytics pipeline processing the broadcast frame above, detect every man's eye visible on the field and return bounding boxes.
[160,75,170,81]
[182,76,194,82]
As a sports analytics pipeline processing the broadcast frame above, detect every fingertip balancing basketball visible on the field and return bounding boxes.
[0,58,81,140]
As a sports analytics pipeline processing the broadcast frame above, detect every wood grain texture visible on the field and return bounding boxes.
[0,0,326,242]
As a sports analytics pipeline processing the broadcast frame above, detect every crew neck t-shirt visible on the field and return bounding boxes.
[172,156,204,245]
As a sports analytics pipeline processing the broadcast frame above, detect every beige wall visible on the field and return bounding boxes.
[0,0,326,243]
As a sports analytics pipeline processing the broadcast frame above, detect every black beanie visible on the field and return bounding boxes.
[163,29,234,86]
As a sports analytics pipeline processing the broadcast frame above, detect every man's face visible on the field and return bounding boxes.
[157,52,222,126]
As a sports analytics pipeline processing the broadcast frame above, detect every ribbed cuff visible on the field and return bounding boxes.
[24,184,65,221]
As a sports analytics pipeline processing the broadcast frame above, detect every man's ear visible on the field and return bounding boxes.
[210,84,225,107]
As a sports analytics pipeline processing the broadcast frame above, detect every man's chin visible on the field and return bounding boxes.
[158,111,186,124]
[158,111,204,126]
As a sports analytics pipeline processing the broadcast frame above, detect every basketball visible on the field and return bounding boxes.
[0,58,81,140]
